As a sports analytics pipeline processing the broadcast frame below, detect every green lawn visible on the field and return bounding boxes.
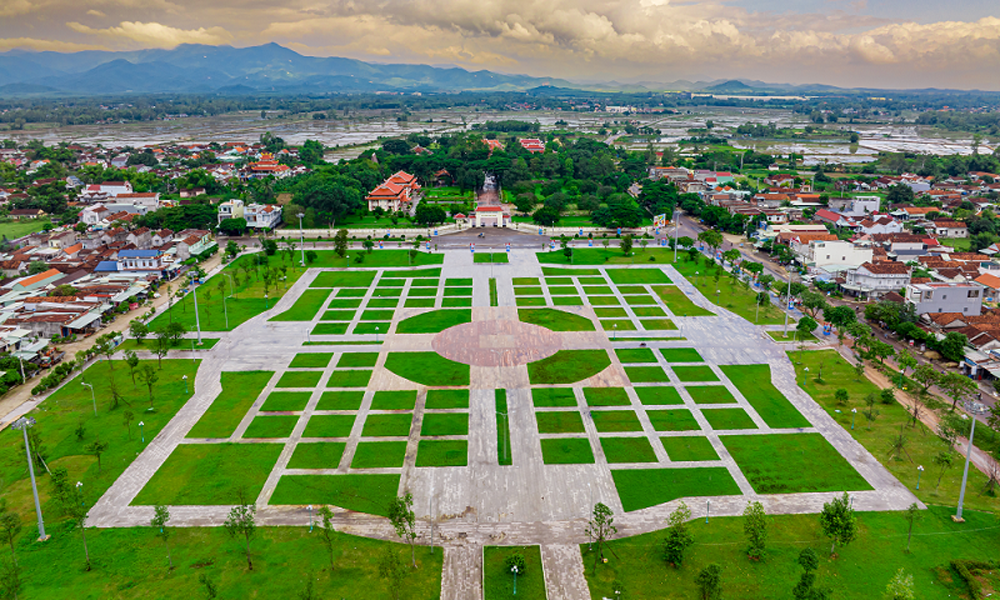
[289,352,334,368]
[652,286,714,317]
[516,297,547,306]
[660,348,704,363]
[496,390,512,466]
[326,370,373,388]
[425,389,469,409]
[583,387,632,406]
[382,267,443,278]
[607,268,672,284]
[660,436,720,461]
[443,287,472,297]
[513,277,540,286]
[540,438,595,464]
[338,352,379,367]
[286,442,346,469]
[639,318,677,330]
[591,410,643,432]
[371,390,417,410]
[415,440,468,467]
[351,441,408,469]
[474,252,509,263]
[595,307,627,318]
[244,415,299,438]
[670,260,784,324]
[528,350,611,384]
[633,306,668,317]
[941,237,973,252]
[484,546,547,600]
[583,286,615,295]
[647,409,701,431]
[538,248,678,265]
[327,298,363,308]
[589,296,621,306]
[117,337,220,353]
[362,414,413,437]
[261,391,311,412]
[602,319,636,331]
[271,289,332,321]
[625,366,670,383]
[0,217,51,239]
[611,467,741,512]
[635,386,684,405]
[536,411,586,434]
[542,267,602,275]
[188,371,272,438]
[615,348,658,363]
[310,271,377,288]
[601,437,659,463]
[310,250,443,268]
[702,408,758,430]
[724,433,872,494]
[133,443,282,505]
[553,296,583,306]
[312,323,349,335]
[316,391,365,410]
[359,309,394,321]
[547,286,578,296]
[303,415,357,438]
[405,298,435,308]
[532,387,579,407]
[671,365,719,382]
[270,473,402,517]
[441,297,473,307]
[384,352,470,386]
[721,364,811,428]
[367,298,399,308]
[445,278,472,286]
[420,413,469,436]
[686,385,737,404]
[396,309,472,334]
[276,371,323,388]
[624,295,657,306]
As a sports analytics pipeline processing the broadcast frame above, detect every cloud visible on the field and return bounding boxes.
[66,20,232,47]
[86,9,106,16]
[0,37,107,52]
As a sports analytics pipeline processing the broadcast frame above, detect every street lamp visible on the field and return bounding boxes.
[955,401,989,522]
[264,292,269,310]
[81,381,97,416]
[375,326,380,343]
[182,374,189,395]
[783,267,793,338]
[706,499,710,524]
[851,407,857,430]
[511,564,519,596]
[189,276,203,345]
[12,417,47,541]
[695,271,699,287]
[138,421,145,443]
[613,324,617,341]
[308,505,313,533]
[916,465,924,490]
[297,212,306,267]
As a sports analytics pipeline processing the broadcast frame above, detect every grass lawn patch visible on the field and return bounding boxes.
[624,295,657,306]
[686,385,737,404]
[316,391,365,410]
[547,286,578,296]
[366,298,399,308]
[133,443,281,505]
[370,390,417,410]
[528,349,611,384]
[589,296,621,306]
[553,296,583,306]
[536,411,586,434]
[337,288,368,297]
[404,298,435,308]
[611,467,741,512]
[311,250,443,269]
[362,414,413,437]
[261,391,311,412]
[546,277,573,285]
[360,309,394,321]
[188,371,272,438]
[615,348,658,363]
[723,433,872,494]
[446,278,473,286]
[338,352,379,367]
[484,546,547,600]
[382,267,443,278]
[616,285,648,295]
[633,306,667,317]
[443,287,473,297]
[441,297,473,307]
[514,286,543,296]
[542,267,602,275]
[580,276,608,285]
[601,437,659,463]
[270,473,401,517]
[540,438,595,464]
[410,279,440,287]
[276,370,323,388]
[583,286,614,295]
[326,370,373,388]
[396,309,472,334]
[652,286,714,317]
[303,415,357,438]
[286,442,346,469]
[513,277,540,286]
[378,278,405,287]
[670,262,784,324]
[407,287,437,297]
[289,352,334,368]
[584,387,631,406]
[639,318,676,330]
[532,388,578,407]
[310,271,377,288]
[647,409,701,431]
[496,390,512,466]
[421,413,469,436]
[416,440,468,467]
[591,410,643,432]
[352,322,391,334]
[516,297,547,307]
[660,348,703,362]
[765,330,822,342]
[635,387,684,405]
[384,352,470,386]
[608,268,671,285]
[312,323,349,335]
[244,415,299,438]
[595,307,627,318]
[327,298,363,308]
[660,436,719,461]
[117,337,220,353]
[671,365,718,382]
[601,319,636,331]
[372,288,402,298]
[474,253,508,263]
[721,364,810,428]
[625,366,670,383]
[518,308,595,332]
[426,389,470,409]
[318,309,355,321]
[351,442,408,469]
[702,408,757,430]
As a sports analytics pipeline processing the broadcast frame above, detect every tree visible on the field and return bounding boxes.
[305,250,317,265]
[820,492,857,557]
[129,320,149,344]
[799,291,829,318]
[218,217,248,236]
[797,316,818,340]
[0,558,21,600]
[316,506,337,570]
[792,548,830,600]
[697,230,722,253]
[620,234,633,256]
[902,502,920,553]
[86,436,109,474]
[414,203,446,226]
[662,501,694,567]
[138,364,159,409]
[885,569,915,600]
[93,332,117,370]
[388,492,417,568]
[533,206,560,227]
[897,348,918,376]
[696,563,722,600]
[722,248,740,265]
[225,240,240,260]
[224,491,257,570]
[912,364,939,393]
[65,483,91,570]
[940,331,969,363]
[333,229,349,258]
[824,305,856,328]
[933,450,954,488]
[865,392,880,429]
[152,504,173,568]
[154,331,171,367]
[743,500,768,560]
[123,409,135,440]
[585,502,618,571]
[0,501,21,565]
[198,573,218,599]
[378,547,406,600]
[834,389,849,406]
[939,371,977,410]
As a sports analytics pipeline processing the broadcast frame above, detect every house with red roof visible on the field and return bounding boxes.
[472,205,510,228]
[519,138,546,153]
[366,171,421,212]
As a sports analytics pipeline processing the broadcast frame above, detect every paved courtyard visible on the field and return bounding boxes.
[90,247,920,600]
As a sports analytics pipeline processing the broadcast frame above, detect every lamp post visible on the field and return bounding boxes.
[81,381,97,416]
[851,407,857,430]
[308,505,314,533]
[264,292,269,310]
[297,212,306,267]
[375,326,380,343]
[511,565,519,596]
[189,276,203,345]
[613,324,617,341]
[955,401,988,522]
[916,465,924,490]
[182,374,189,395]
[695,271,699,287]
[12,417,47,541]
[706,499,710,524]
[138,421,145,443]
[783,267,793,338]
[223,273,235,297]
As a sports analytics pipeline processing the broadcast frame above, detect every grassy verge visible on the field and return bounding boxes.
[116,338,219,352]
[489,278,498,306]
[652,286,715,317]
[484,546,547,599]
[396,309,472,334]
[133,443,282,504]
[496,390,512,466]
[528,350,611,384]
[271,289,332,321]
[187,371,273,438]
[518,308,595,331]
[720,364,810,428]
[384,352,470,386]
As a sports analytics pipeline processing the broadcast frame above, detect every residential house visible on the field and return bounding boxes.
[365,171,421,212]
[126,227,153,248]
[856,215,903,236]
[803,240,874,275]
[843,261,911,298]
[8,209,46,220]
[931,220,969,238]
[218,199,245,224]
[519,139,545,153]
[80,204,110,226]
[245,203,282,229]
[906,281,984,316]
[174,230,215,260]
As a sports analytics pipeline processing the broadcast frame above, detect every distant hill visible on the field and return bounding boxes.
[703,80,755,93]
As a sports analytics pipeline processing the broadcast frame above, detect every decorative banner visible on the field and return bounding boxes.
[426,241,430,250]
[617,228,622,235]
[589,239,594,247]
[506,243,511,253]
[433,230,438,236]
[470,243,475,253]
[579,229,584,236]
[653,213,667,228]
[550,241,555,250]
[538,228,543,235]
[378,241,384,249]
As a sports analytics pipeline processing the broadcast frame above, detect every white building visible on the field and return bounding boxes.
[843,261,911,298]
[218,199,245,225]
[246,203,282,229]
[807,240,874,275]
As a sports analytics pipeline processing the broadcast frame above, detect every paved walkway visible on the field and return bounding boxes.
[82,248,920,600]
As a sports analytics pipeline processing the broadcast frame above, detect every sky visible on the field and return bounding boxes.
[2,0,1000,90]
